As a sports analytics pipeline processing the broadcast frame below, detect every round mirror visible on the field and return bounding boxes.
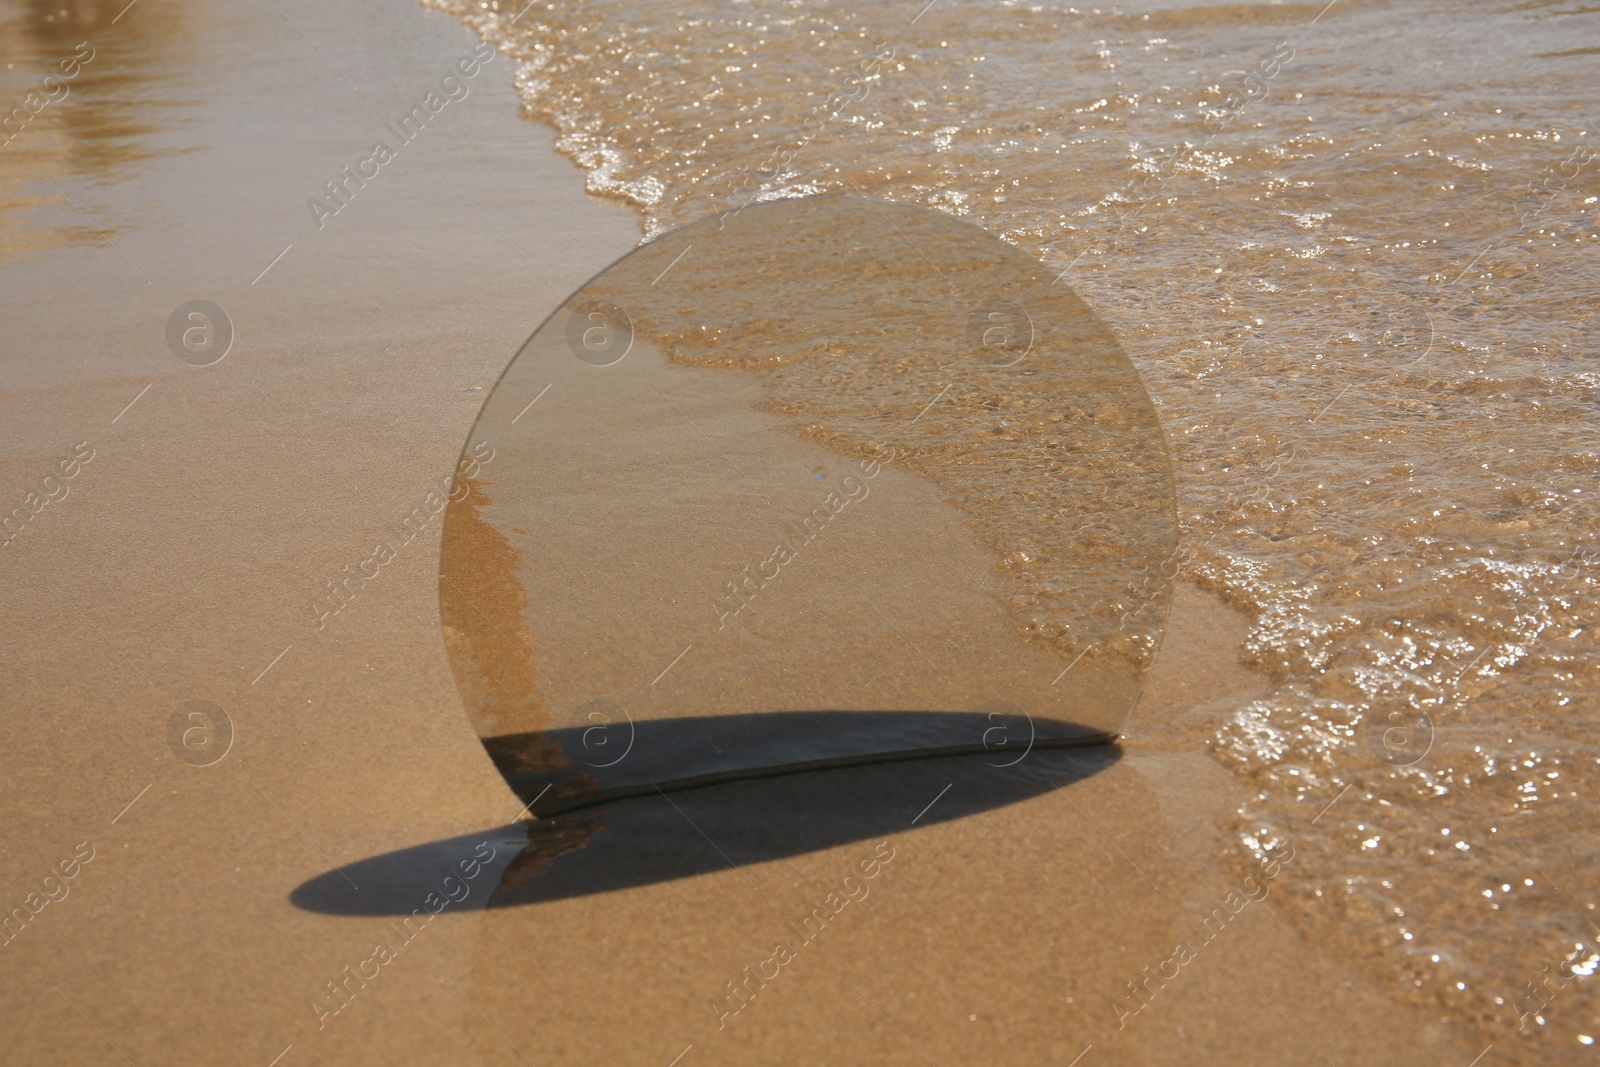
[439,196,1176,815]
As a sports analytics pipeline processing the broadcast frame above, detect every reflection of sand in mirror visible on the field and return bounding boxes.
[580,198,1178,677]
[439,474,576,778]
[456,333,1143,725]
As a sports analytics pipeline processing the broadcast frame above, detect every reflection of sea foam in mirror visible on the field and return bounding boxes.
[430,0,1600,1054]
[573,197,1177,676]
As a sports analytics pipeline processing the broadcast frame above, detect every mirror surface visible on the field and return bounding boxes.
[439,195,1177,814]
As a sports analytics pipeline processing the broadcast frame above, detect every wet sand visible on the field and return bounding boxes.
[0,0,1487,1064]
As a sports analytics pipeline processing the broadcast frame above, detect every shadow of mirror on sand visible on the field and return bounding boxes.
[290,732,1118,915]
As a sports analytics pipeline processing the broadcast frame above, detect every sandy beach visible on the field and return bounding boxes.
[4,0,1590,1064]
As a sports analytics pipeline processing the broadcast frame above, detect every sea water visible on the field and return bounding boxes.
[428,0,1599,1055]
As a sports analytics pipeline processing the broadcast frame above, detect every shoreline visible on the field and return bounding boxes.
[0,0,1502,1063]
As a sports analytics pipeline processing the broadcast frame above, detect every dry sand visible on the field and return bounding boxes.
[0,0,1484,1063]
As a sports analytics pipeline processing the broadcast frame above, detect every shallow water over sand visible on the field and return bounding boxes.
[428,0,1600,1056]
